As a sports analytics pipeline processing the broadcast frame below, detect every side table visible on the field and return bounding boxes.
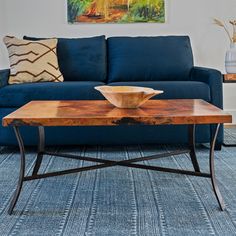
[223,74,236,147]
[223,74,236,83]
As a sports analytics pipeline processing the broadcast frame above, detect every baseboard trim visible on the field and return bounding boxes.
[225,124,236,128]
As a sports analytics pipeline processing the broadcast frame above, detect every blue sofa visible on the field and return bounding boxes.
[0,35,223,148]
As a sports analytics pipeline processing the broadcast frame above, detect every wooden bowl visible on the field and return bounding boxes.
[95,86,163,108]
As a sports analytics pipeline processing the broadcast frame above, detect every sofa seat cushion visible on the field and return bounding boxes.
[107,36,193,83]
[24,36,107,82]
[0,81,105,107]
[108,81,211,101]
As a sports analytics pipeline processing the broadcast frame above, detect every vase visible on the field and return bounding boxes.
[225,43,236,74]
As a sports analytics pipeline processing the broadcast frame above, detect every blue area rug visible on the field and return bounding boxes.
[0,129,236,236]
[224,128,236,146]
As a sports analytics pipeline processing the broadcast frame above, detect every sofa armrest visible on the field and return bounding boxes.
[191,67,223,109]
[191,67,224,147]
[0,69,10,88]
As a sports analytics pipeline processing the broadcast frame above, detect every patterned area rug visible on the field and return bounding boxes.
[0,129,236,236]
[224,127,236,146]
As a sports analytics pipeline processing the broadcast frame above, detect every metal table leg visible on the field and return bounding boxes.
[188,124,200,172]
[32,126,45,175]
[8,127,25,215]
[8,126,45,214]
[210,124,225,210]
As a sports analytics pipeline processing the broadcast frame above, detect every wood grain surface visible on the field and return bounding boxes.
[224,74,236,83]
[2,99,232,127]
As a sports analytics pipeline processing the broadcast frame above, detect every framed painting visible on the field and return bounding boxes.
[67,0,165,24]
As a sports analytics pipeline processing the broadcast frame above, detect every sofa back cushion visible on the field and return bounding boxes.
[24,36,107,82]
[107,36,193,83]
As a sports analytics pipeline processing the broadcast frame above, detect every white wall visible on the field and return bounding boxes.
[0,0,7,67]
[0,0,236,123]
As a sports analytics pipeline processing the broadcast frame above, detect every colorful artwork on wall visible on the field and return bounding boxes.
[67,0,165,24]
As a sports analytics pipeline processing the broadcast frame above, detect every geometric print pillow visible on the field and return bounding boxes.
[3,36,64,84]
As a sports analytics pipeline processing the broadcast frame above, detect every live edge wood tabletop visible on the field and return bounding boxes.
[2,99,232,127]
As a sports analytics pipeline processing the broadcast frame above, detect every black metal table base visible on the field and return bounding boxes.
[8,124,225,215]
[223,143,236,147]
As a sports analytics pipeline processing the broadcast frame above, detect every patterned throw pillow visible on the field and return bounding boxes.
[3,36,64,84]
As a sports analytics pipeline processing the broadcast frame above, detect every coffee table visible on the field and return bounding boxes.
[2,99,232,214]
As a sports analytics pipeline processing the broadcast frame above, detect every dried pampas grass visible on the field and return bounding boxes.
[214,18,225,27]
[213,18,234,43]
